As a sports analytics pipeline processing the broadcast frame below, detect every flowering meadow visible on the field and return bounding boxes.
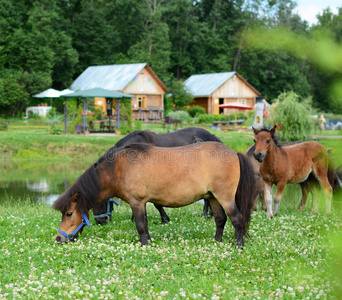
[0,190,341,300]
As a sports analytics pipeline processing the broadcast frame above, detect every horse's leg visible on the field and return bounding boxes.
[143,209,151,240]
[215,198,244,247]
[273,181,286,216]
[298,181,310,211]
[208,198,227,242]
[313,164,333,215]
[154,204,170,224]
[263,181,273,219]
[260,191,267,211]
[311,183,320,214]
[202,199,213,218]
[226,202,244,248]
[129,201,149,246]
[253,175,266,211]
[251,190,259,211]
[259,183,267,211]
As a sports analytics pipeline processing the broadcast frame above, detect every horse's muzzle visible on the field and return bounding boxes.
[55,234,69,244]
[253,152,265,162]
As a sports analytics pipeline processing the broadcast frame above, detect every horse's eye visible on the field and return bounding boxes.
[253,139,256,143]
[266,139,271,144]
[66,212,73,217]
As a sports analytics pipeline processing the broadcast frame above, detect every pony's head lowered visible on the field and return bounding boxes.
[53,164,101,243]
[252,125,280,162]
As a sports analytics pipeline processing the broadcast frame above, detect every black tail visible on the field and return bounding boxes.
[235,152,256,235]
[329,165,342,192]
[327,150,341,192]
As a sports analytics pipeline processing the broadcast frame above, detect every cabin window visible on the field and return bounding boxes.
[137,96,147,109]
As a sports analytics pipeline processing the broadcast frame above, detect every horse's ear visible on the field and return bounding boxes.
[71,192,79,202]
[270,125,277,135]
[252,127,259,135]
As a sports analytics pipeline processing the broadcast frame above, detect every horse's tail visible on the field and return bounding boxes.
[333,166,342,192]
[327,149,339,192]
[235,153,256,235]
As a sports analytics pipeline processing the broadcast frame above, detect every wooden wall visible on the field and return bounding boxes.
[191,98,209,113]
[191,74,259,115]
[93,66,166,117]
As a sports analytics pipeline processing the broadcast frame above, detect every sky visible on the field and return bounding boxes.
[294,0,341,25]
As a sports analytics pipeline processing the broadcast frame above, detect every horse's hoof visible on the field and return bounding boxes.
[235,242,244,248]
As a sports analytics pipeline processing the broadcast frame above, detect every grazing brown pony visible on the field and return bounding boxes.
[253,126,332,219]
[53,142,256,247]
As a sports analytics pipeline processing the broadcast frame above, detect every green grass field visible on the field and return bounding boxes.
[0,121,342,299]
[0,196,341,299]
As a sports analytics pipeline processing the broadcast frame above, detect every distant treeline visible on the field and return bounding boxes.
[0,0,341,116]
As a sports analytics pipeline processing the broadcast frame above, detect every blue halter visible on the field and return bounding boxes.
[93,198,119,220]
[58,212,90,242]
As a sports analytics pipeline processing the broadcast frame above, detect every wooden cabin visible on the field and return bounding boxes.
[184,72,260,115]
[70,63,168,120]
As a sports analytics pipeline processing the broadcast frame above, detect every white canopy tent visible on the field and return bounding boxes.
[33,88,72,106]
[59,89,74,95]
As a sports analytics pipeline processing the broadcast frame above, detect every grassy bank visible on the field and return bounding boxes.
[0,194,341,299]
[0,123,255,161]
[0,128,121,160]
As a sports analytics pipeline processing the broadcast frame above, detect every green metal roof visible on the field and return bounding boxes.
[61,88,134,98]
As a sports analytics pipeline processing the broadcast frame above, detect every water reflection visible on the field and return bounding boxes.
[26,179,50,193]
[0,160,92,205]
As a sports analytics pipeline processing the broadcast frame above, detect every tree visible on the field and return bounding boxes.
[244,25,342,112]
[164,0,197,80]
[0,0,78,115]
[167,80,194,110]
[0,70,30,116]
[71,1,120,75]
[127,0,172,84]
[237,49,312,101]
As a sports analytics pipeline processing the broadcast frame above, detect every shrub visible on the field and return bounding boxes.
[0,122,8,131]
[166,110,190,123]
[187,106,206,117]
[271,91,313,141]
[49,124,63,135]
[134,120,142,130]
[118,124,132,135]
[237,112,248,120]
[197,114,228,124]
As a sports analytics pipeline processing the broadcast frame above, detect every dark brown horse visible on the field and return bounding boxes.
[53,142,256,247]
[252,126,332,219]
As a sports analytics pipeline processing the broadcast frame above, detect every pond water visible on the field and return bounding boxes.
[1,160,341,212]
[0,160,93,205]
